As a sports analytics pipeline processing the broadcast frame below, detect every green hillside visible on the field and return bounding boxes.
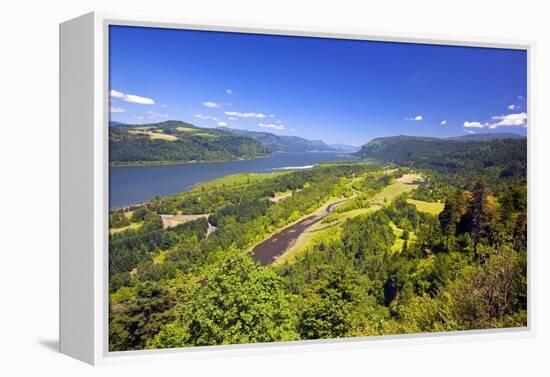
[356,135,526,184]
[109,121,269,165]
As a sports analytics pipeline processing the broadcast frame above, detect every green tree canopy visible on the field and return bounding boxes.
[148,248,298,348]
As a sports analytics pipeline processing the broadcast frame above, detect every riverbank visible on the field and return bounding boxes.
[109,151,357,208]
[251,197,349,265]
[109,153,273,168]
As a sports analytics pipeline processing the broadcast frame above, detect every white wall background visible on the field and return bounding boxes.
[1,0,548,375]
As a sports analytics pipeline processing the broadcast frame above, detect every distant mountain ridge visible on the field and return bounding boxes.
[109,121,128,128]
[329,143,361,152]
[218,127,337,153]
[446,132,526,141]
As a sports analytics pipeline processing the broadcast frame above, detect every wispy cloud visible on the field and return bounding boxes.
[203,101,222,108]
[146,110,169,119]
[217,121,227,126]
[110,106,125,113]
[228,117,237,120]
[508,104,516,110]
[225,89,233,95]
[463,112,527,130]
[463,129,475,134]
[463,121,485,128]
[259,123,285,130]
[110,90,125,99]
[488,112,527,128]
[110,89,155,105]
[125,95,156,105]
[225,111,267,119]
[193,114,212,120]
[440,120,447,125]
[405,115,423,121]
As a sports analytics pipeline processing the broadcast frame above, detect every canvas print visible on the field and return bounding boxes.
[108,25,528,352]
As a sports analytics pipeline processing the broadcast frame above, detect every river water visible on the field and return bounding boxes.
[109,152,355,208]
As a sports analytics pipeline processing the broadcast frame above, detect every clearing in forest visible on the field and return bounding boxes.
[128,129,178,141]
[109,222,142,235]
[160,214,209,229]
[406,199,444,215]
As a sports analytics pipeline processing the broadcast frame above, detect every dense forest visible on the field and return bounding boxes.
[108,136,527,351]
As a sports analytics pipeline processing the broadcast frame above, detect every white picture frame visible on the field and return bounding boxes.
[59,11,536,365]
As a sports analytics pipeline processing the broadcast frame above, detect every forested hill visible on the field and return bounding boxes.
[219,128,337,152]
[445,132,526,141]
[109,121,269,165]
[356,135,527,186]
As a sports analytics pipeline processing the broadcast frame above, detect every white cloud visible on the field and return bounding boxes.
[110,89,125,99]
[225,111,267,119]
[463,121,485,128]
[508,104,516,110]
[259,123,285,130]
[110,90,155,105]
[110,106,125,113]
[217,121,227,126]
[463,129,475,134]
[228,117,237,120]
[203,101,222,108]
[462,112,527,130]
[440,120,447,125]
[193,114,212,120]
[124,94,155,105]
[405,115,423,121]
[488,112,527,128]
[146,110,169,119]
[225,89,233,95]
[518,95,525,101]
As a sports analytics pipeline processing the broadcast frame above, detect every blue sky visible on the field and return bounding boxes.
[109,25,527,145]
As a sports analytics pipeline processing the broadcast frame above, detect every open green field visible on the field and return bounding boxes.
[370,173,421,205]
[128,129,178,141]
[109,222,142,235]
[389,221,417,252]
[194,171,288,191]
[175,126,195,132]
[192,132,218,139]
[407,198,444,215]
